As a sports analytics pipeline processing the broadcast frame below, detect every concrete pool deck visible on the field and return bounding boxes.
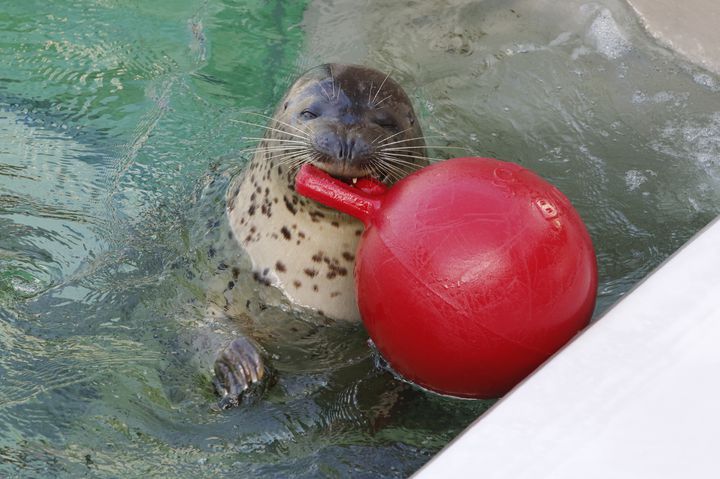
[627,0,720,74]
[415,217,720,478]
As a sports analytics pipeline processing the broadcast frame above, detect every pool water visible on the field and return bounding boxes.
[2,0,719,476]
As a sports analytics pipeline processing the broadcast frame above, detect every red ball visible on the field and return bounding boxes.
[296,157,597,398]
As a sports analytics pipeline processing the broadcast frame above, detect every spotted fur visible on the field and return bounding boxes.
[227,64,427,321]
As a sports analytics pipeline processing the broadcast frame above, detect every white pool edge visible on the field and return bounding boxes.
[414,215,720,478]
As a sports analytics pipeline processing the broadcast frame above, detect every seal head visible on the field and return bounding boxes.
[277,64,426,182]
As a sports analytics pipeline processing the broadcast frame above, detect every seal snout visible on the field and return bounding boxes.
[312,130,375,179]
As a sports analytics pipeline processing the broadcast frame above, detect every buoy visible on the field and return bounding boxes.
[296,157,597,398]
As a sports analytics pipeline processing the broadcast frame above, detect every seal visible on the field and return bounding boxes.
[212,64,428,407]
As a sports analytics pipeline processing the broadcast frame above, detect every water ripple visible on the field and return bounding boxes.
[2,0,720,477]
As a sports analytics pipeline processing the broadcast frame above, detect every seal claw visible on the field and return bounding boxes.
[213,336,265,409]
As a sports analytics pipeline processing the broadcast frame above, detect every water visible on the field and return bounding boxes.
[1,0,719,477]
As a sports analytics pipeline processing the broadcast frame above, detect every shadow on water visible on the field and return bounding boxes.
[2,0,720,477]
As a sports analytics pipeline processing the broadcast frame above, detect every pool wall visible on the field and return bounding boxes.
[415,216,720,477]
[627,0,720,75]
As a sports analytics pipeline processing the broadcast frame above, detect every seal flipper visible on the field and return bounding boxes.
[186,302,272,409]
[213,336,267,409]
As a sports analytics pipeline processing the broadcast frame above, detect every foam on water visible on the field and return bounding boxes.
[625,170,649,191]
[587,8,631,59]
[632,90,681,104]
[693,72,718,90]
[653,112,720,176]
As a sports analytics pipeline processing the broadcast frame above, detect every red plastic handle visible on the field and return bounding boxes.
[295,164,387,226]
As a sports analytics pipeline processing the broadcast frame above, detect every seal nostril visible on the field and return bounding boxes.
[334,139,345,161]
[348,139,355,161]
[350,137,372,162]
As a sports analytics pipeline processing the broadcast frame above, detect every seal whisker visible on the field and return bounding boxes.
[381,155,422,169]
[234,118,313,144]
[377,136,431,148]
[285,159,308,171]
[380,145,471,152]
[382,166,417,183]
[240,149,307,158]
[383,165,409,183]
[270,148,310,161]
[317,79,333,102]
[376,134,445,147]
[371,69,392,107]
[240,149,306,159]
[375,126,414,145]
[372,154,418,178]
[303,154,320,169]
[379,151,431,160]
[286,153,317,172]
[375,159,413,181]
[277,156,309,169]
[241,137,311,145]
[268,120,313,140]
[240,150,309,162]
[302,152,322,169]
[282,159,310,174]
[373,95,392,108]
[239,145,308,153]
[285,150,317,166]
[274,150,314,167]
[365,158,386,182]
[233,120,311,142]
[377,154,427,170]
[381,151,445,163]
[242,136,311,145]
[377,156,431,172]
[237,125,310,144]
[239,111,312,138]
[384,156,441,167]
[329,64,339,102]
[269,156,305,168]
[375,165,393,184]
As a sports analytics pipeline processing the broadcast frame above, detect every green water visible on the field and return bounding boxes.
[2,0,720,477]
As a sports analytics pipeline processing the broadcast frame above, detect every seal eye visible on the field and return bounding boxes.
[300,110,318,120]
[377,119,398,130]
[373,112,398,130]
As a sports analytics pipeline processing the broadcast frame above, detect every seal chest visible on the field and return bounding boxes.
[228,160,363,320]
[227,63,427,321]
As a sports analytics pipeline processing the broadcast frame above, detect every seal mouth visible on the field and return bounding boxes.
[333,173,372,186]
[309,158,376,185]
